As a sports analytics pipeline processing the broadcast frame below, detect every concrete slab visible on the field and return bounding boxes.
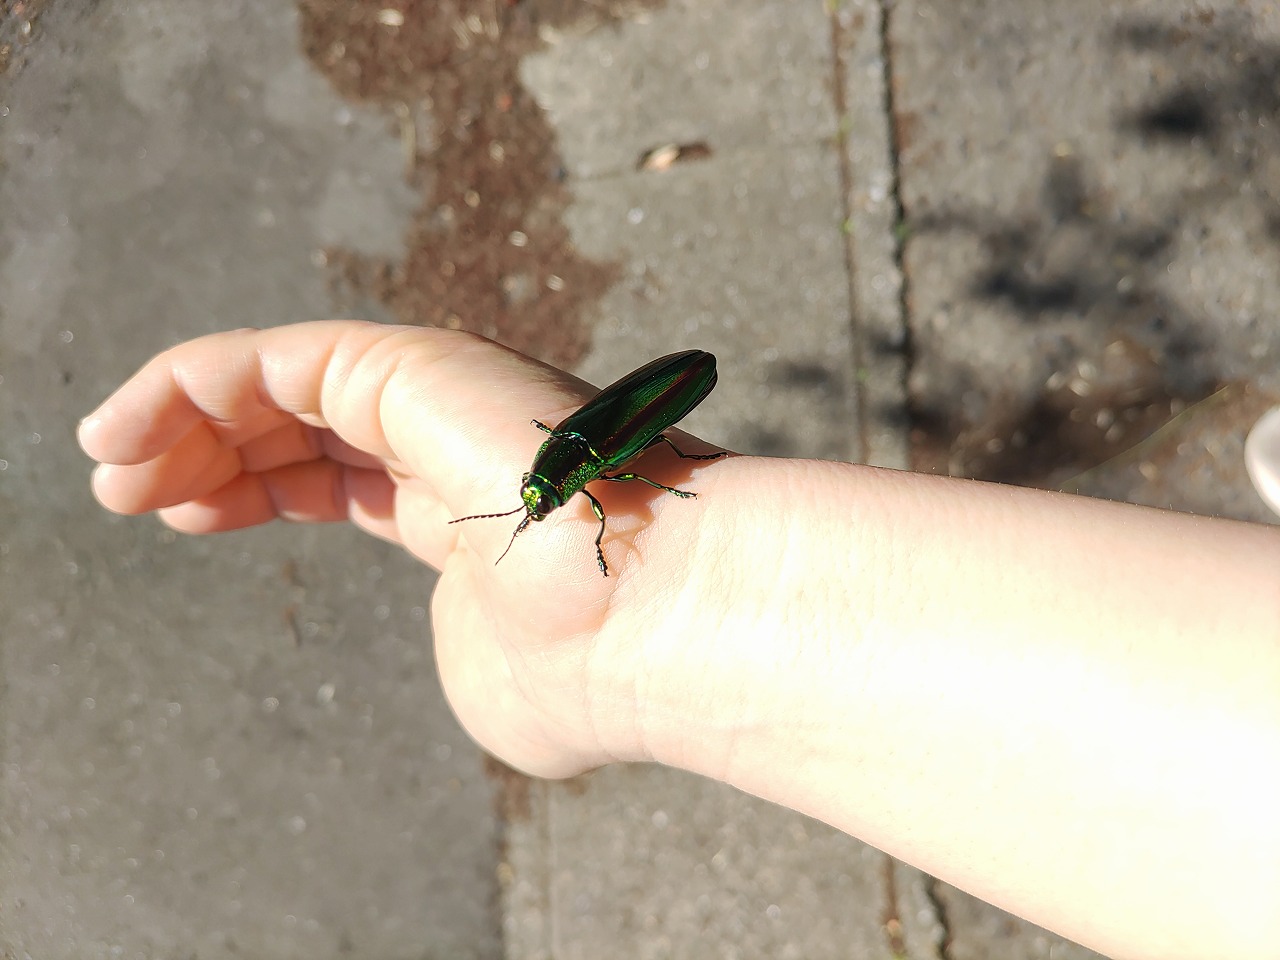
[507,3,927,959]
[520,1,837,183]
[892,0,1280,506]
[888,0,1280,954]
[508,767,899,960]
[1,2,500,957]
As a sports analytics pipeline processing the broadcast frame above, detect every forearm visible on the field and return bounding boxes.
[626,457,1280,960]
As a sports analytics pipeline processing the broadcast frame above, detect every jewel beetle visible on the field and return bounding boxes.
[450,350,727,577]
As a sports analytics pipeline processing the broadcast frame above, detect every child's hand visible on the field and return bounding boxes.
[77,321,727,778]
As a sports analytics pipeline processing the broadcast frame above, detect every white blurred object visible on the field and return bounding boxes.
[1244,406,1280,517]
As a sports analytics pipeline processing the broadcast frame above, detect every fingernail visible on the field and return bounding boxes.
[77,414,103,448]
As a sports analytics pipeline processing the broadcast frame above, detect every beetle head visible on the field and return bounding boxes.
[519,473,560,522]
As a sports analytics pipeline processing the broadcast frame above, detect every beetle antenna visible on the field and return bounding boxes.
[449,505,525,524]
[494,514,532,566]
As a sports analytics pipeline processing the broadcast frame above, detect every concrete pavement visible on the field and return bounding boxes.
[2,0,1275,957]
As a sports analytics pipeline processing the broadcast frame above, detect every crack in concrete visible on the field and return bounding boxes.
[875,0,915,457]
[923,874,955,960]
[828,2,871,465]
[879,856,909,958]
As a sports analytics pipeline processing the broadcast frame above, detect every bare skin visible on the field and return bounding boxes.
[78,321,1280,960]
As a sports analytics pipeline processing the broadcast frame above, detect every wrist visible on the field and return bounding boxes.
[611,457,875,783]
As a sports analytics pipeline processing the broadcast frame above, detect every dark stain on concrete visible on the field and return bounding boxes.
[297,0,661,367]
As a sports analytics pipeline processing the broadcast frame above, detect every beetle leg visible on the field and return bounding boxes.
[582,490,610,577]
[531,419,555,435]
[603,472,697,499]
[648,433,728,461]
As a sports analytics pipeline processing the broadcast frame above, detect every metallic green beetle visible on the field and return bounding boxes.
[450,350,726,576]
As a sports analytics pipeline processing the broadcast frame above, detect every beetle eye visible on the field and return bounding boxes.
[533,494,554,517]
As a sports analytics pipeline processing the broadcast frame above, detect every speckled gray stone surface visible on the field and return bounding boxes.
[1,3,495,958]
[4,0,1273,957]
